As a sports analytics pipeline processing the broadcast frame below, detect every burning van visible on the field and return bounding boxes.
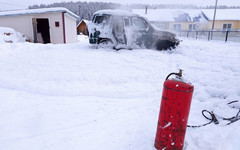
[87,9,180,50]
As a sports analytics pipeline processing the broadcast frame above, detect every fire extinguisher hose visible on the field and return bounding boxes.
[187,110,219,128]
[165,69,182,80]
[187,100,240,128]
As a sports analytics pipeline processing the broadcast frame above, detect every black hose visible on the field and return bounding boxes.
[187,100,240,128]
[187,110,219,128]
[165,70,182,80]
[165,73,178,80]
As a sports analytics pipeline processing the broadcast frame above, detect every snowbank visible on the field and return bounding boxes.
[0,36,239,150]
[0,27,28,43]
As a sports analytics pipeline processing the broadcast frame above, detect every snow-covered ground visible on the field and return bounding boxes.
[0,35,240,150]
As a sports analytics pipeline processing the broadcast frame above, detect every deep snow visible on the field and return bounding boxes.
[0,27,28,43]
[0,36,240,150]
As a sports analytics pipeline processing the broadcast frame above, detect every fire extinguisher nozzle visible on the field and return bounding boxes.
[178,69,182,78]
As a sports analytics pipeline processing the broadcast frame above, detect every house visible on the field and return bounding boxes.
[132,9,208,32]
[202,9,240,31]
[0,7,79,44]
[77,19,89,35]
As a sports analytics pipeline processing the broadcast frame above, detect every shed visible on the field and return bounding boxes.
[0,7,79,44]
[77,19,89,35]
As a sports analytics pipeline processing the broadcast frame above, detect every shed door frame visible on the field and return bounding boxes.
[32,18,51,43]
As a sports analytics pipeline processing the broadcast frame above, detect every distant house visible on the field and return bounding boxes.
[132,9,208,32]
[133,8,240,33]
[0,7,79,44]
[202,9,240,31]
[77,19,89,35]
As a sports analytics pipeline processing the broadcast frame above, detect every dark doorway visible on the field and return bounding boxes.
[36,19,51,43]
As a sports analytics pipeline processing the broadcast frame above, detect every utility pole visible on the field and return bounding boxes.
[145,5,148,14]
[211,0,218,40]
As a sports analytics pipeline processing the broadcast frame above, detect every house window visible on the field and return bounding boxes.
[223,24,232,31]
[173,24,181,31]
[189,24,196,31]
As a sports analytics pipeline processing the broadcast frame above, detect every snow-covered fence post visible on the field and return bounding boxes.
[225,31,229,42]
[207,31,211,41]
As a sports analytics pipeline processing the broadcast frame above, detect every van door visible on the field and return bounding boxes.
[123,17,132,48]
[112,16,126,44]
[131,17,152,48]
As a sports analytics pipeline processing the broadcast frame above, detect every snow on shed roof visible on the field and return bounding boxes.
[133,9,207,22]
[202,9,240,21]
[77,19,89,27]
[0,7,79,20]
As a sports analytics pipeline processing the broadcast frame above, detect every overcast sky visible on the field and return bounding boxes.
[1,0,240,11]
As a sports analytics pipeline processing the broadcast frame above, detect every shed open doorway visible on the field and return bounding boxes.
[32,18,51,43]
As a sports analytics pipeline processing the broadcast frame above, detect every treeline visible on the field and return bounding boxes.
[28,1,240,21]
[205,5,240,9]
[142,4,240,9]
[28,1,123,21]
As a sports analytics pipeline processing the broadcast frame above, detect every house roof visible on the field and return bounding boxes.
[0,7,79,20]
[132,9,207,22]
[202,9,240,21]
[133,8,240,22]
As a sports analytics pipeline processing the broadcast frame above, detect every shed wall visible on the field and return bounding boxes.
[0,12,77,43]
[64,13,77,43]
[0,16,33,41]
[77,22,88,35]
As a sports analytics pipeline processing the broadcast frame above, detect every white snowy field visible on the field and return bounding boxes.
[0,36,240,150]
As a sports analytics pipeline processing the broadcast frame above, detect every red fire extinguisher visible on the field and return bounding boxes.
[155,70,194,150]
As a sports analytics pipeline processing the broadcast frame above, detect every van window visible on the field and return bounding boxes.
[132,17,148,30]
[124,18,130,27]
[94,16,104,24]
[94,14,111,24]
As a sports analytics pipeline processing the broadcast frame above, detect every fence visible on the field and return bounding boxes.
[176,31,240,43]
